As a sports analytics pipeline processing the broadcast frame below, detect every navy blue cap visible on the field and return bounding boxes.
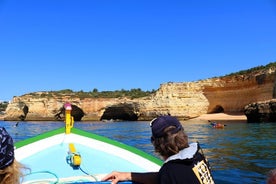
[0,127,15,169]
[150,115,183,138]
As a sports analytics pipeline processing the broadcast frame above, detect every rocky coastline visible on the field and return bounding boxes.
[3,65,276,123]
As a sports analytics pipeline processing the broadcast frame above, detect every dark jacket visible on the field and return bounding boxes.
[158,142,214,184]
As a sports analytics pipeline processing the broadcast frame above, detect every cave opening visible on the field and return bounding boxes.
[101,103,138,121]
[209,105,224,113]
[55,105,85,121]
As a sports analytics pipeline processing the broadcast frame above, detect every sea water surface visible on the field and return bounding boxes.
[1,120,275,184]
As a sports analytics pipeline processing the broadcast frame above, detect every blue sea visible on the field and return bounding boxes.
[1,120,275,184]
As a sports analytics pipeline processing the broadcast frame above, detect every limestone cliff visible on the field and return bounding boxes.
[4,66,276,121]
[203,69,275,113]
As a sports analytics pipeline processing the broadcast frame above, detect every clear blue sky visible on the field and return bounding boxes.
[1,0,276,101]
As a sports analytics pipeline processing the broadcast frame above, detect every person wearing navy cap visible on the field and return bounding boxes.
[102,115,215,184]
[0,127,28,184]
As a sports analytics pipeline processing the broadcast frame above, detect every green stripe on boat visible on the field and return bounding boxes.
[15,127,163,166]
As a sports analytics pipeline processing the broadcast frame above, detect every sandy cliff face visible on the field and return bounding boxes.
[5,94,136,121]
[138,82,209,120]
[203,69,275,113]
[4,67,276,121]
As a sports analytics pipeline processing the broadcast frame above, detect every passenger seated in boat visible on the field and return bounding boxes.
[0,127,29,184]
[102,115,215,184]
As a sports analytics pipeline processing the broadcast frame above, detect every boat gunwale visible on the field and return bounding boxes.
[14,127,163,166]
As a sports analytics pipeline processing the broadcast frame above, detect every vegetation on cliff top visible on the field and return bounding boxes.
[225,61,276,76]
[27,88,156,99]
[0,101,8,112]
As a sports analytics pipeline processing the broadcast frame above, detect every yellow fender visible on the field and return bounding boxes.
[68,143,81,167]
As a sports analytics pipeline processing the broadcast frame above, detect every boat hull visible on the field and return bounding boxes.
[15,127,162,183]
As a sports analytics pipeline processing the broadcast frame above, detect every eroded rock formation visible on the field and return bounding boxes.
[55,104,85,121]
[4,67,276,122]
[203,71,275,113]
[244,100,276,123]
[101,102,139,121]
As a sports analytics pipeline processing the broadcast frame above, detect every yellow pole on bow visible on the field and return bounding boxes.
[64,102,74,134]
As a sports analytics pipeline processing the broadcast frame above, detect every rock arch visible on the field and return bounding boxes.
[101,103,139,121]
[19,104,29,121]
[55,104,85,121]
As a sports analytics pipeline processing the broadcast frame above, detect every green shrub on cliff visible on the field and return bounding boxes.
[86,88,156,99]
[226,61,276,76]
[26,88,156,99]
[0,101,9,112]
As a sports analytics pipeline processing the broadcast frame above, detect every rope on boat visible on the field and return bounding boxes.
[23,168,99,183]
[79,166,98,181]
[23,170,59,184]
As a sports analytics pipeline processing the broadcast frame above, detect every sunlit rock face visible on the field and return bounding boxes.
[203,71,275,114]
[137,82,209,120]
[4,67,276,121]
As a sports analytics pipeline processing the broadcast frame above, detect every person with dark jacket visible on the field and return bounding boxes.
[102,115,215,184]
[0,127,28,184]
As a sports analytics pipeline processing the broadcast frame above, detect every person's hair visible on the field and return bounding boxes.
[267,168,276,184]
[151,126,189,158]
[0,159,28,184]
